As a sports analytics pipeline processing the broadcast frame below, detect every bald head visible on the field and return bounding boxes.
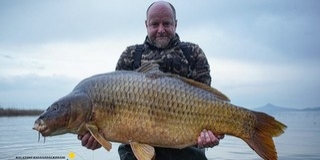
[146,1,176,20]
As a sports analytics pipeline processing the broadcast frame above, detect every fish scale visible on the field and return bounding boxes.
[33,65,286,160]
[81,71,256,146]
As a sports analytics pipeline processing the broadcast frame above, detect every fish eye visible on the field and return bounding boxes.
[52,104,59,111]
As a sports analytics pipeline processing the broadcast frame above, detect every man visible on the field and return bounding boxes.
[78,1,224,159]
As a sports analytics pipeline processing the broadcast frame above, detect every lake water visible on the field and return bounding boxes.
[0,111,319,160]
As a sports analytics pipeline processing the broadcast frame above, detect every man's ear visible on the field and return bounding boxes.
[145,20,148,28]
[175,19,178,28]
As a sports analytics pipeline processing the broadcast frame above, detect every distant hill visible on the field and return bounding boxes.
[301,107,320,111]
[253,103,320,113]
[0,107,43,117]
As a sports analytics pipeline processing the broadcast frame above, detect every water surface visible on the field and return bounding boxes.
[0,111,319,160]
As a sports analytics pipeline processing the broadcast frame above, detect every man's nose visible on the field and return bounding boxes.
[157,24,165,34]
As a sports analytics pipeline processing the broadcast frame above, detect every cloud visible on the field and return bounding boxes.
[0,0,149,44]
[0,38,133,78]
[177,0,320,62]
[0,0,319,109]
[0,74,77,109]
[210,58,320,108]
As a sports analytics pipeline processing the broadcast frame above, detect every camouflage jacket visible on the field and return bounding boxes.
[115,34,211,86]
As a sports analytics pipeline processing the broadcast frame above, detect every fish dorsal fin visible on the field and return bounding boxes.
[85,123,112,151]
[136,62,230,102]
[167,74,230,102]
[136,62,161,73]
[130,142,155,160]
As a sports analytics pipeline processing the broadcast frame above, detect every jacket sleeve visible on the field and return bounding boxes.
[115,46,135,71]
[190,44,212,86]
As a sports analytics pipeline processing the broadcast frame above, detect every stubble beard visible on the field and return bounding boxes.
[153,37,171,49]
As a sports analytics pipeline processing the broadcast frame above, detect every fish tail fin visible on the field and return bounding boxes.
[243,111,287,160]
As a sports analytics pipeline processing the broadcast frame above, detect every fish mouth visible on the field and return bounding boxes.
[32,119,50,137]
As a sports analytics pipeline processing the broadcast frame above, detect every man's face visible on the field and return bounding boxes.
[145,3,177,49]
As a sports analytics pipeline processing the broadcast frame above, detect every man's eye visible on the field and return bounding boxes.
[163,23,170,27]
[151,23,158,27]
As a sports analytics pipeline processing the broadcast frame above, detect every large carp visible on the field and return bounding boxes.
[33,64,286,160]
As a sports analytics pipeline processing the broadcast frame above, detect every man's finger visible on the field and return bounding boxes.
[77,134,83,140]
[86,135,95,149]
[197,136,203,148]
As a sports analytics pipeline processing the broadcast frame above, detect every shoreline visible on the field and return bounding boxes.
[0,107,44,117]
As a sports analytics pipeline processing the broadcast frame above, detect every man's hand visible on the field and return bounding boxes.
[78,132,102,150]
[197,129,224,148]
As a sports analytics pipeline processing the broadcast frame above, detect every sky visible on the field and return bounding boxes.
[0,0,319,110]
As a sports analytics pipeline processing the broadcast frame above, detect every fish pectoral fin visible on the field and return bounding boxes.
[130,142,155,160]
[85,124,112,151]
